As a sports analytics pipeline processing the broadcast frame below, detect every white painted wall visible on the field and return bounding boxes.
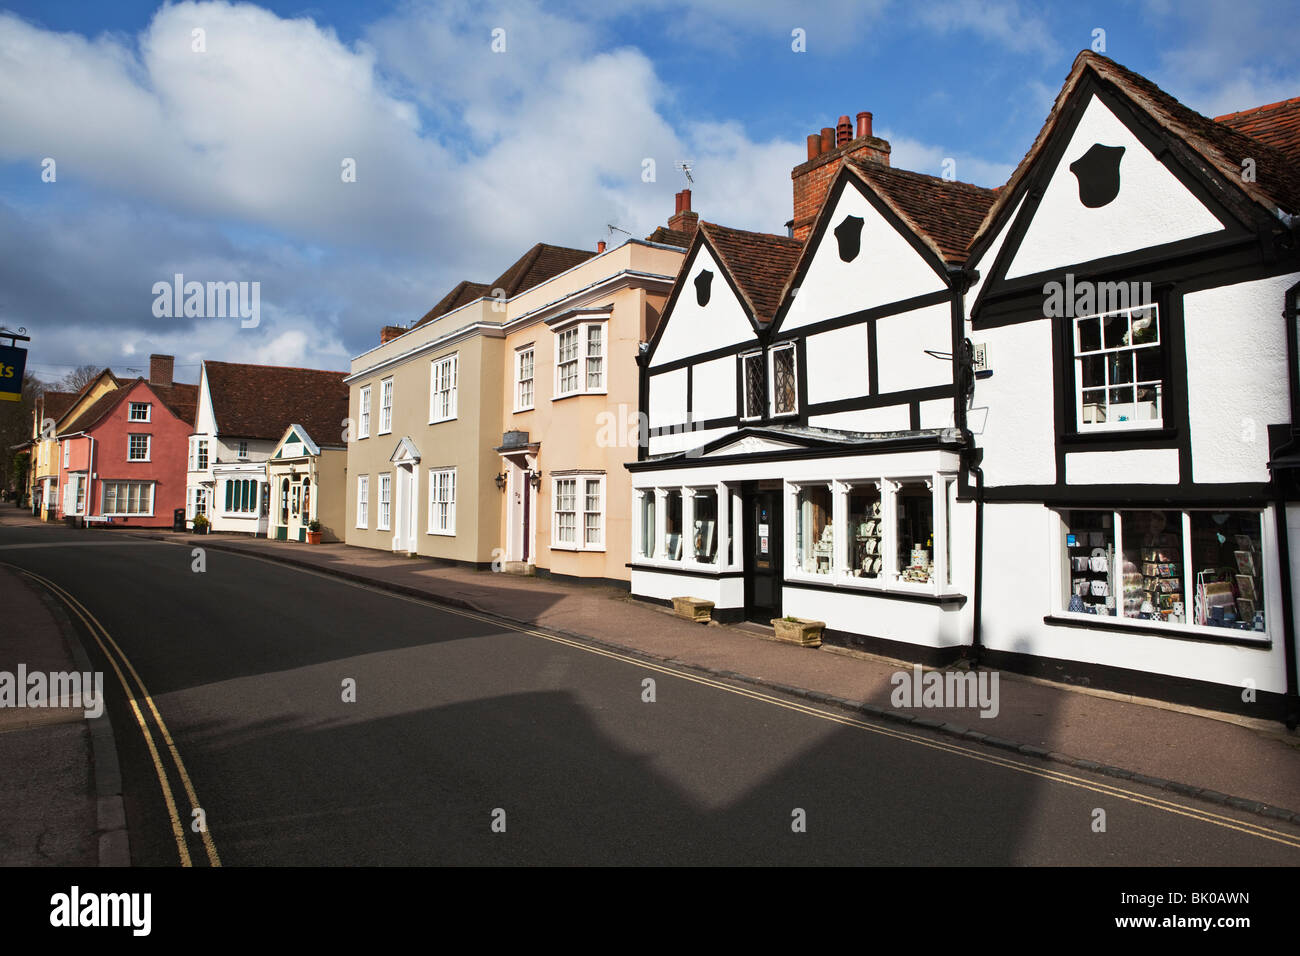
[805,325,870,405]
[647,425,733,458]
[810,406,911,433]
[783,586,966,648]
[1006,95,1225,279]
[971,319,1057,486]
[919,398,953,429]
[780,182,946,331]
[650,246,756,367]
[691,355,736,421]
[1066,448,1179,484]
[875,302,952,394]
[631,569,744,609]
[648,366,687,429]
[1184,272,1296,484]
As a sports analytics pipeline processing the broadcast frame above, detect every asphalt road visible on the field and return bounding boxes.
[4,521,1299,866]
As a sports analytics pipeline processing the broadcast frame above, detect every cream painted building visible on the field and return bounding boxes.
[345,220,690,581]
[265,424,348,543]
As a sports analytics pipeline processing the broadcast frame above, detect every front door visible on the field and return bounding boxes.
[393,463,417,553]
[743,486,782,621]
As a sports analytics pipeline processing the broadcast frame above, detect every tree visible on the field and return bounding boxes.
[0,370,44,496]
[61,365,102,394]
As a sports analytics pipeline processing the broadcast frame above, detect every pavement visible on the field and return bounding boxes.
[3,502,1298,864]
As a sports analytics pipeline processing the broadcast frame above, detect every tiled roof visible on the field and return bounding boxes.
[152,382,198,427]
[847,159,997,264]
[645,225,694,248]
[414,280,491,328]
[58,388,120,437]
[1216,97,1300,164]
[973,51,1300,251]
[699,222,804,325]
[489,243,595,298]
[40,391,76,423]
[203,361,349,442]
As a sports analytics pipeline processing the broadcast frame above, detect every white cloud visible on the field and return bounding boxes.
[880,131,1015,188]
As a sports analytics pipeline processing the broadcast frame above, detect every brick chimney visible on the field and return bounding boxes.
[149,354,174,388]
[380,325,406,345]
[791,109,890,242]
[667,189,699,239]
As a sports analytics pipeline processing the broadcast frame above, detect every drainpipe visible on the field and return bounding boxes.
[1271,278,1300,728]
[949,266,984,666]
[87,435,95,525]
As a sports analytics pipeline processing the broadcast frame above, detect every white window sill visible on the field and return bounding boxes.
[1053,609,1269,642]
[552,390,607,401]
[427,529,455,536]
[513,406,534,414]
[427,416,458,425]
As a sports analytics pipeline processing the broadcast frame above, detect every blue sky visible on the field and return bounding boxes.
[1,0,1296,381]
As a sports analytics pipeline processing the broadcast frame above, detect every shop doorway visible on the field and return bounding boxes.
[743,486,782,621]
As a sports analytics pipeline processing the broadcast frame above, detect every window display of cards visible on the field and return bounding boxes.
[1063,511,1115,615]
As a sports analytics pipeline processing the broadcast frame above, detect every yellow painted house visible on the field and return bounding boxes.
[30,372,121,519]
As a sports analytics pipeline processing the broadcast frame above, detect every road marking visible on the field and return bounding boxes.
[217,549,1300,851]
[7,565,222,866]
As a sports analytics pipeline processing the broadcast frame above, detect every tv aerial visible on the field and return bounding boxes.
[676,161,695,185]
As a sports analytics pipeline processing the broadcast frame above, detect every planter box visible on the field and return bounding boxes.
[771,617,825,647]
[306,531,322,544]
[672,596,714,623]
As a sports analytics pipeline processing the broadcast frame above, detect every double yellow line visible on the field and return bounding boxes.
[8,564,221,867]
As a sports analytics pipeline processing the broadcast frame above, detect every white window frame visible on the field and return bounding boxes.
[378,473,391,531]
[191,438,209,472]
[552,318,607,399]
[356,475,369,529]
[189,486,207,519]
[429,354,459,423]
[358,384,371,439]
[128,402,151,423]
[127,433,151,462]
[769,342,798,418]
[427,467,456,535]
[1052,507,1270,641]
[740,350,765,421]
[237,440,248,459]
[550,472,605,552]
[379,378,393,435]
[781,474,957,597]
[1072,302,1163,433]
[515,345,535,412]
[102,481,156,517]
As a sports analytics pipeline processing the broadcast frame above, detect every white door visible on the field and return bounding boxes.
[394,464,417,553]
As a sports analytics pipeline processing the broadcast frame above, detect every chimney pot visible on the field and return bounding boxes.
[806,133,822,160]
[674,191,683,214]
[597,240,606,254]
[380,325,406,345]
[836,115,851,147]
[820,127,835,154]
[857,111,872,140]
[680,188,691,212]
[148,354,173,388]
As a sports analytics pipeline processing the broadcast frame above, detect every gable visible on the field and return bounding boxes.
[778,179,947,333]
[1004,93,1227,280]
[649,244,756,368]
[702,434,808,457]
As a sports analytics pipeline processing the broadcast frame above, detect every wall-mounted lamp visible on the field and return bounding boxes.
[494,472,506,490]
[528,469,542,490]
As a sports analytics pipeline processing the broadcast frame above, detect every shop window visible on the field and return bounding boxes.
[1120,510,1183,623]
[639,492,656,558]
[663,490,683,561]
[1062,510,1117,615]
[896,482,935,583]
[692,489,718,564]
[795,484,834,575]
[1074,304,1162,430]
[1190,512,1264,630]
[848,484,882,579]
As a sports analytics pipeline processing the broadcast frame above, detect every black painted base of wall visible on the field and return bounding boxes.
[532,567,631,591]
[820,628,962,667]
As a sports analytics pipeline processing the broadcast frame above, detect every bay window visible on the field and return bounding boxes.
[663,490,683,561]
[553,319,607,398]
[638,491,656,558]
[794,484,833,575]
[691,489,718,564]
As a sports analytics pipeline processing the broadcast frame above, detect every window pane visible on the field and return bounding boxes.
[663,490,682,560]
[848,485,882,579]
[1120,510,1183,623]
[1077,317,1100,353]
[1135,347,1163,383]
[692,490,718,563]
[796,485,833,575]
[773,346,796,414]
[1081,388,1106,424]
[1080,355,1105,389]
[897,483,934,583]
[640,494,656,557]
[1190,512,1264,630]
[1103,312,1128,349]
[1062,510,1116,615]
[744,355,764,418]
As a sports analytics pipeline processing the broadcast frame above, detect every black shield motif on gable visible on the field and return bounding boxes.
[834,215,864,262]
[694,269,713,306]
[1069,143,1126,208]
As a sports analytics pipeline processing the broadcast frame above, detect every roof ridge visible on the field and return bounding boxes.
[1214,96,1300,122]
[204,360,346,375]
